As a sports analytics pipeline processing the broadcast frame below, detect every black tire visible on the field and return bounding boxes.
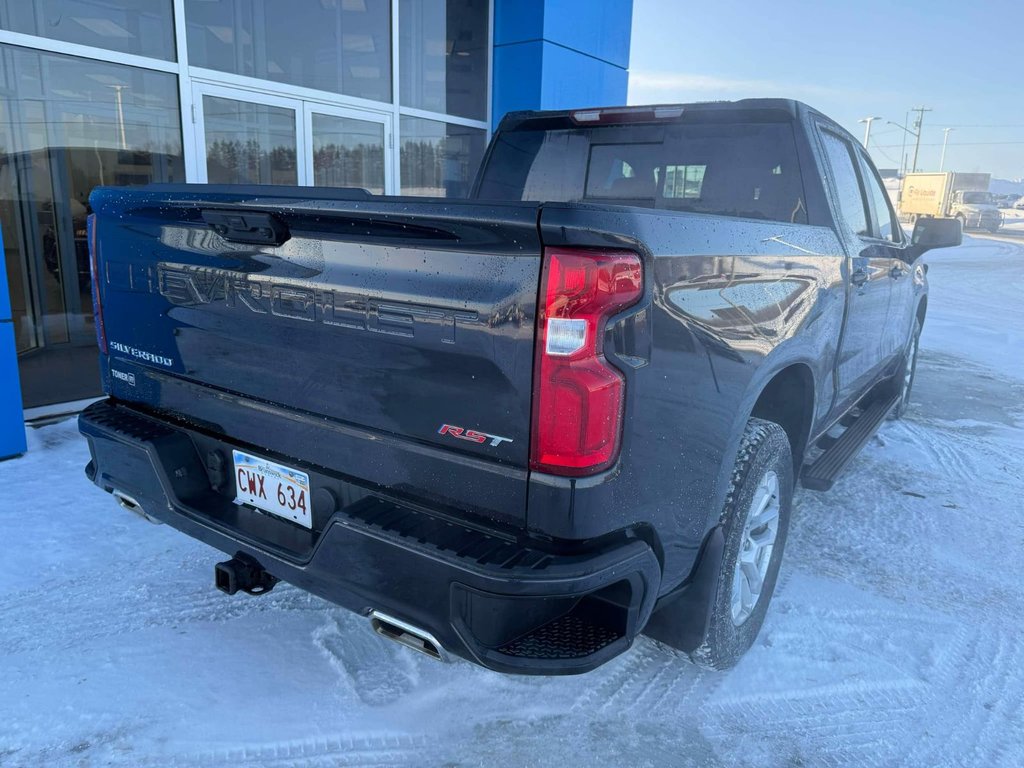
[889,318,922,420]
[688,418,793,671]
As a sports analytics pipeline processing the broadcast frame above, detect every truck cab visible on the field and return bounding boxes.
[949,189,1002,232]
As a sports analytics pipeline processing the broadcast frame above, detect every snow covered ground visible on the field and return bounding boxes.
[2,236,1023,767]
[998,208,1024,234]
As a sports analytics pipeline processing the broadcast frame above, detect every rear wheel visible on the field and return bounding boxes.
[688,418,793,671]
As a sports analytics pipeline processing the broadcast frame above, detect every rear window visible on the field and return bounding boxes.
[476,121,808,225]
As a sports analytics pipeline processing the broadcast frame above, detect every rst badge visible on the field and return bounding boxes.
[438,424,513,448]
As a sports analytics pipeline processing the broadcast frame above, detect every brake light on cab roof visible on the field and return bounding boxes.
[570,106,686,124]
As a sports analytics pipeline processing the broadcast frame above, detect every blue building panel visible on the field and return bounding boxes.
[540,0,633,69]
[492,0,633,128]
[493,0,545,46]
[538,41,630,110]
[0,323,26,459]
[0,226,27,459]
[492,40,545,126]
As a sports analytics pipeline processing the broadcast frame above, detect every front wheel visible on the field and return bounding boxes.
[688,418,794,670]
[889,319,922,420]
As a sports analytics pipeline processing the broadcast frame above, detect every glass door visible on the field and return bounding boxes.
[192,84,305,185]
[193,84,393,193]
[304,105,392,194]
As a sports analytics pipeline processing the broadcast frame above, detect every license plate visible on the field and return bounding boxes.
[232,450,311,529]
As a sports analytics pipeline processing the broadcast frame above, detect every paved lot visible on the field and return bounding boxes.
[1,235,1022,767]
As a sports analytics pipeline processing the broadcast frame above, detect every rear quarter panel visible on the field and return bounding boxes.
[536,205,846,590]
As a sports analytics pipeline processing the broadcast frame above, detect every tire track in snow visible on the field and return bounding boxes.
[895,420,980,487]
[699,607,965,766]
[312,614,421,707]
[0,558,322,655]
[896,624,1024,768]
[569,640,666,712]
[167,732,432,768]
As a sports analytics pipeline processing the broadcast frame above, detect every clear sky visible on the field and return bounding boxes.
[628,0,1024,180]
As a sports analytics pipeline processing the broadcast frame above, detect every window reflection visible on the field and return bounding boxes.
[399,0,489,121]
[0,0,176,61]
[185,0,392,103]
[311,114,385,193]
[203,97,297,185]
[400,116,485,197]
[0,45,182,407]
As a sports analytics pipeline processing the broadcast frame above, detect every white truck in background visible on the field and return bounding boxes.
[899,172,1001,232]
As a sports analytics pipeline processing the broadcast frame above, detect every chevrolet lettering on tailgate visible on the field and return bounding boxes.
[157,264,479,344]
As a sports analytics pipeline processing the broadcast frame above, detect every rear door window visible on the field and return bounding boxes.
[477,120,809,225]
[819,130,870,237]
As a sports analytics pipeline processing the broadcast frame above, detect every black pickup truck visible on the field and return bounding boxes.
[79,99,961,674]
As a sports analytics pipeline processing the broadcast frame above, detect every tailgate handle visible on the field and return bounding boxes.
[202,210,290,246]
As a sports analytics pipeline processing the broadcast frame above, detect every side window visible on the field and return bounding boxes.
[856,151,901,243]
[819,131,869,237]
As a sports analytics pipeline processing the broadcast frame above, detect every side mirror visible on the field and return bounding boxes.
[911,216,962,253]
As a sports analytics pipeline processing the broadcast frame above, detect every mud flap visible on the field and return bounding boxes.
[641,526,725,653]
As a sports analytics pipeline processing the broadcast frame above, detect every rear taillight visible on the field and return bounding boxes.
[530,248,643,476]
[87,213,107,354]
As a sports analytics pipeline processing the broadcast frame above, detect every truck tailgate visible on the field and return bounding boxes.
[89,186,541,524]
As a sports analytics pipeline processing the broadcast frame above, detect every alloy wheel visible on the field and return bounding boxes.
[731,469,781,626]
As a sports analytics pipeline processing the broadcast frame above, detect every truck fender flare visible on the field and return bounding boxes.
[705,356,817,535]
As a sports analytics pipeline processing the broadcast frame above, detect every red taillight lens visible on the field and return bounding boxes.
[530,248,643,476]
[87,213,107,354]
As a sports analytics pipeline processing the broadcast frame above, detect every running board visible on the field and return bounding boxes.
[801,395,899,491]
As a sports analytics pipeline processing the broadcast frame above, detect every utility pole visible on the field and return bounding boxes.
[910,106,932,173]
[939,127,954,171]
[858,116,882,147]
[900,111,909,175]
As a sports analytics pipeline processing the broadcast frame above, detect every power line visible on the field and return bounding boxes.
[867,138,901,166]
[874,140,1024,148]
[930,124,1024,129]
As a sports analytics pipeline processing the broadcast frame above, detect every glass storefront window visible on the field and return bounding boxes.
[0,45,183,407]
[400,116,485,197]
[202,96,297,185]
[0,0,176,61]
[311,114,386,193]
[185,0,392,103]
[399,0,489,121]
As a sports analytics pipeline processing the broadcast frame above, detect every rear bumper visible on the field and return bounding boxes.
[79,399,662,675]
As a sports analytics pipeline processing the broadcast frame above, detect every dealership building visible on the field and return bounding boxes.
[0,0,633,455]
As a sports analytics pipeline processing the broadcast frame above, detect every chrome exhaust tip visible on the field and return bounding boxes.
[369,610,448,662]
[112,490,162,525]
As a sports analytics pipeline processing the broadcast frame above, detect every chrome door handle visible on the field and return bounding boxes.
[890,264,907,279]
